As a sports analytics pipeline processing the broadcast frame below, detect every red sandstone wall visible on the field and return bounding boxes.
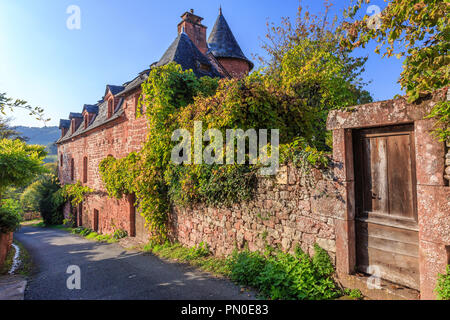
[0,232,13,269]
[58,90,147,235]
[217,58,250,79]
[169,164,340,261]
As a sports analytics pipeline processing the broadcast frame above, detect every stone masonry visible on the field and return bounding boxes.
[170,164,342,263]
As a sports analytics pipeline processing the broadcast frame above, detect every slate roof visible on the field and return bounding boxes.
[106,85,125,96]
[116,69,150,97]
[58,10,253,145]
[59,119,70,129]
[56,98,125,144]
[69,112,83,119]
[155,32,222,78]
[83,104,99,114]
[207,12,253,70]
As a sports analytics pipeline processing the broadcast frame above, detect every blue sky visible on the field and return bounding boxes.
[0,0,403,127]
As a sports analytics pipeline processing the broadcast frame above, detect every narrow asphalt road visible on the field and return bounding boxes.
[15,226,255,300]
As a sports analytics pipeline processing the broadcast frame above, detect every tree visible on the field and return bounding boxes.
[340,0,449,140]
[0,138,47,199]
[257,1,372,149]
[0,92,49,124]
[0,117,28,141]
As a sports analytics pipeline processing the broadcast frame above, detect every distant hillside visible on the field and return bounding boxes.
[15,126,60,154]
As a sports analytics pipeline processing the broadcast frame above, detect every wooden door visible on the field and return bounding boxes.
[93,209,99,232]
[353,124,419,289]
[135,211,147,241]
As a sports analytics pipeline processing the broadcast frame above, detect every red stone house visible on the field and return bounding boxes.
[56,9,253,239]
[57,9,449,299]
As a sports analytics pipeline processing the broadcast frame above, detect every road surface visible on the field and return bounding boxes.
[15,226,255,300]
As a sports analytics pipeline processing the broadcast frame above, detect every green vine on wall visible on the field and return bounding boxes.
[98,59,369,242]
[62,181,94,207]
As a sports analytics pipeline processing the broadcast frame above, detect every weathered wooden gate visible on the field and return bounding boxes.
[353,124,420,289]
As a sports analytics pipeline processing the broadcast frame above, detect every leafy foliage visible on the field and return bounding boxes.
[0,139,47,198]
[20,181,42,213]
[99,3,372,241]
[0,92,49,124]
[61,181,94,207]
[435,265,450,300]
[0,199,22,233]
[227,244,341,300]
[37,176,65,225]
[340,0,449,139]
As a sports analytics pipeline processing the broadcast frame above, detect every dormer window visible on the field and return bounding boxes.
[199,63,211,72]
[71,119,76,134]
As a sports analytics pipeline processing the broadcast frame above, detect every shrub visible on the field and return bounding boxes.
[227,245,340,300]
[112,229,128,240]
[228,249,267,288]
[435,265,450,300]
[38,176,65,225]
[20,181,41,212]
[0,199,22,233]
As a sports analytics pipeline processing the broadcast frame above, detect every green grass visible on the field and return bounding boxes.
[30,222,73,232]
[70,226,125,243]
[0,240,33,277]
[21,219,43,226]
[143,241,230,276]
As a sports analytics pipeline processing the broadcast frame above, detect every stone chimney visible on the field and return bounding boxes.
[177,9,208,54]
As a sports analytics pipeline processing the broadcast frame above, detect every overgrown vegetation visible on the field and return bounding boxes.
[227,244,340,300]
[99,3,372,241]
[143,241,233,276]
[18,163,65,225]
[61,181,94,207]
[435,265,450,300]
[341,0,449,141]
[71,226,128,243]
[0,240,33,277]
[0,199,22,233]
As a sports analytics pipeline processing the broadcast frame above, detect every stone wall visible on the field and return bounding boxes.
[0,232,13,269]
[169,164,343,261]
[445,140,450,183]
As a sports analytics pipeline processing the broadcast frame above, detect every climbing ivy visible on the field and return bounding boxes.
[62,181,94,207]
[98,4,373,242]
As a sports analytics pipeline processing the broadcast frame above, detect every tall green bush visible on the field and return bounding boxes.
[37,176,65,225]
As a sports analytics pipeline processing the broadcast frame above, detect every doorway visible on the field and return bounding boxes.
[353,124,420,289]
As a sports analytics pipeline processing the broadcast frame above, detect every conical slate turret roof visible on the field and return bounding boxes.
[207,11,253,70]
[155,32,222,78]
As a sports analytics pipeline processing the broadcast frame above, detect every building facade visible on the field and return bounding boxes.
[56,9,253,239]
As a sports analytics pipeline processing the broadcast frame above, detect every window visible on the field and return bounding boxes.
[107,99,113,118]
[84,115,89,129]
[83,156,88,183]
[70,158,74,181]
[71,119,76,134]
[60,154,63,167]
[199,63,211,72]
